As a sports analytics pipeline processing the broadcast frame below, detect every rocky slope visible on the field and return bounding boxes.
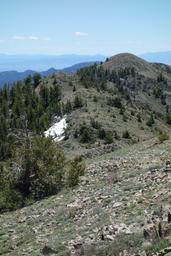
[1,138,171,255]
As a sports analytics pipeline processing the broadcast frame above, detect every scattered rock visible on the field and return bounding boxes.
[113,202,122,208]
[106,234,114,241]
[164,253,171,256]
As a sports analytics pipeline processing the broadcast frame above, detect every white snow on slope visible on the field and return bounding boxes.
[44,116,67,142]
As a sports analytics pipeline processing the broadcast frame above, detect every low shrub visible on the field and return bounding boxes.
[158,131,169,143]
[122,130,131,139]
[79,123,95,143]
[104,130,113,144]
[67,156,85,187]
[146,114,155,127]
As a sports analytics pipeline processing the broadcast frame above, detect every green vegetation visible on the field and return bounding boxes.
[0,76,86,211]
[0,79,62,142]
[166,113,171,125]
[79,123,95,143]
[104,130,113,144]
[137,113,142,122]
[107,96,122,108]
[157,131,169,143]
[0,136,85,212]
[67,156,85,187]
[146,114,155,127]
[157,73,167,84]
[73,94,83,108]
[145,239,170,256]
[122,130,131,139]
[78,64,136,91]
[33,73,41,88]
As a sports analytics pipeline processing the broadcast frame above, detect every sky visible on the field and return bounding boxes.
[0,0,171,55]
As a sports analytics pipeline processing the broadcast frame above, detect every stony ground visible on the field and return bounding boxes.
[1,138,171,256]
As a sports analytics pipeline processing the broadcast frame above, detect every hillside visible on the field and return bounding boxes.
[101,53,171,117]
[1,139,171,255]
[1,53,171,255]
[103,53,171,80]
[103,53,152,73]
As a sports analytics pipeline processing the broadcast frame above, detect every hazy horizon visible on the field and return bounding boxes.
[0,50,171,57]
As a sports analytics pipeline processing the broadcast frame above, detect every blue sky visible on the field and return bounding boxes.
[0,0,171,55]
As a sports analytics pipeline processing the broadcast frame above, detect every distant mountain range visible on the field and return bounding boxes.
[0,51,171,72]
[0,61,99,87]
[140,51,171,65]
[0,54,105,72]
[1,51,171,87]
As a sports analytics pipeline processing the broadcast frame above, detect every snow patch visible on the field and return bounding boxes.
[44,116,67,142]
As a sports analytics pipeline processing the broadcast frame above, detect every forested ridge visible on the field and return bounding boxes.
[0,73,84,212]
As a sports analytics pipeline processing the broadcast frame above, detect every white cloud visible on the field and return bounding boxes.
[13,36,51,41]
[127,40,142,45]
[42,37,51,41]
[13,36,26,40]
[75,31,88,37]
[28,36,39,40]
